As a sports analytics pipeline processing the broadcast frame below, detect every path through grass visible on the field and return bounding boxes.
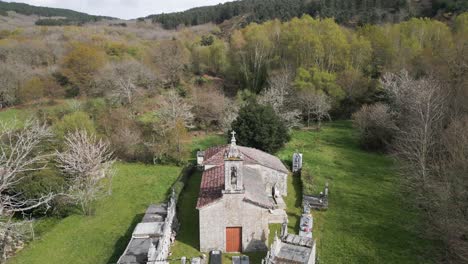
[9,163,180,264]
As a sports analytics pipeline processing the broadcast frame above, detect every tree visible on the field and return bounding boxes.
[152,90,194,163]
[294,66,345,103]
[436,117,468,262]
[0,120,55,262]
[382,71,447,193]
[281,16,324,68]
[61,43,106,95]
[157,90,194,131]
[56,130,114,216]
[352,103,396,151]
[0,63,31,107]
[220,99,239,133]
[53,111,96,139]
[17,77,45,103]
[192,85,226,131]
[152,39,189,88]
[299,92,332,129]
[95,60,157,106]
[231,22,275,93]
[231,101,290,153]
[258,69,301,129]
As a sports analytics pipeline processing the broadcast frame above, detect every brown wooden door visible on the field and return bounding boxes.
[226,227,242,252]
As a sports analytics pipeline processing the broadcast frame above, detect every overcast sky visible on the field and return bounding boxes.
[4,0,232,19]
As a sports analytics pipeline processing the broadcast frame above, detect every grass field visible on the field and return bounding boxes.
[277,121,436,263]
[9,163,181,264]
[0,108,30,124]
[172,121,436,263]
[6,120,436,264]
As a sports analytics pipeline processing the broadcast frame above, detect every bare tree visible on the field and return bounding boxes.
[352,103,396,150]
[192,85,226,131]
[299,92,332,129]
[259,69,292,112]
[56,130,114,216]
[432,117,468,263]
[157,90,194,131]
[380,71,468,262]
[95,60,157,106]
[220,99,239,133]
[258,69,302,129]
[0,120,54,262]
[151,90,194,162]
[382,72,447,194]
[153,40,189,88]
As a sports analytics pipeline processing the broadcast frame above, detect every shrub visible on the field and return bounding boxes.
[352,103,396,151]
[13,169,67,216]
[54,111,96,139]
[17,77,45,103]
[230,101,290,153]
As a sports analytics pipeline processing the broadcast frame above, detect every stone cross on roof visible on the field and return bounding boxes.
[226,131,242,159]
[231,131,237,146]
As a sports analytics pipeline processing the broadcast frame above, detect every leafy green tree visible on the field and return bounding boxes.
[54,111,96,139]
[294,67,345,103]
[61,43,106,95]
[230,101,290,153]
[281,16,324,68]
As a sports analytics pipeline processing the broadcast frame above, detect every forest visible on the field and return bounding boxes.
[0,1,467,262]
[0,1,111,24]
[148,0,468,29]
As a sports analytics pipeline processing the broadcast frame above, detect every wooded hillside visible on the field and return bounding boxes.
[0,1,112,24]
[147,0,468,29]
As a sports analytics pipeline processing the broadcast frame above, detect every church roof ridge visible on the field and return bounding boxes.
[202,145,289,174]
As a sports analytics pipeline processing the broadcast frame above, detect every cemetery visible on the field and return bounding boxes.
[116,133,323,264]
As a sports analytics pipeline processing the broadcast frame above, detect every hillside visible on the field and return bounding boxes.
[0,1,113,25]
[147,0,468,29]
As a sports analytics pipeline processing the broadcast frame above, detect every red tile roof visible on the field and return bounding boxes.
[197,144,289,209]
[196,165,225,208]
[204,145,226,162]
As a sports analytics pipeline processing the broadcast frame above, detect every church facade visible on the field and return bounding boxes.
[196,132,289,253]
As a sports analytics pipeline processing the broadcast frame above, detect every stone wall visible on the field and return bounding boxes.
[147,191,177,264]
[199,193,269,252]
[249,164,288,196]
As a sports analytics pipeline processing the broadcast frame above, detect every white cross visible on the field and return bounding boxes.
[230,131,237,146]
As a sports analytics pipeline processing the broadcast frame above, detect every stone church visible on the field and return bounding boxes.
[196,132,289,253]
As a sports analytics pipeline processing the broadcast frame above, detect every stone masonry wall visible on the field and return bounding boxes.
[248,165,288,196]
[199,193,269,252]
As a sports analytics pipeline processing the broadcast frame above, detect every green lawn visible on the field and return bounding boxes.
[9,163,181,264]
[172,133,303,263]
[7,121,436,264]
[277,121,436,263]
[0,108,30,124]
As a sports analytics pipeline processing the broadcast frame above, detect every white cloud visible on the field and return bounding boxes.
[3,0,232,19]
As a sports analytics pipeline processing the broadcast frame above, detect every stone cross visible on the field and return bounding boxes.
[231,131,237,145]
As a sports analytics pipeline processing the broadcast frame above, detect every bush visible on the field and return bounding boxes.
[13,169,68,216]
[54,111,96,139]
[352,103,396,151]
[17,77,45,103]
[230,101,290,153]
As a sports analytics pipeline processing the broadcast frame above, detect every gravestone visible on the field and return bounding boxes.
[232,256,241,264]
[241,255,249,264]
[292,152,303,173]
[209,251,222,264]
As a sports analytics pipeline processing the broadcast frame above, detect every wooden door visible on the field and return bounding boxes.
[226,227,242,252]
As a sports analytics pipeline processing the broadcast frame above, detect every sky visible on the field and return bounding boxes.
[4,0,232,19]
